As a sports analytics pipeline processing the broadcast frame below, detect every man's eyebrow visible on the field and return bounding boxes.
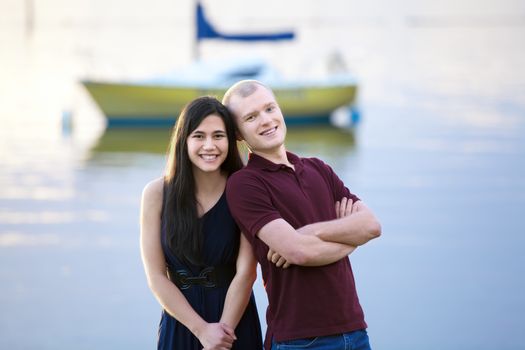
[242,102,275,119]
[242,109,259,119]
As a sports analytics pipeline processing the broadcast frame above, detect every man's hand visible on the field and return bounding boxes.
[197,322,236,350]
[335,197,356,218]
[267,248,291,269]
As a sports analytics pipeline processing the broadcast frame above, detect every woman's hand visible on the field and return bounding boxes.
[197,322,236,350]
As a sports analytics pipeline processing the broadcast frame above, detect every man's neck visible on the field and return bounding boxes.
[252,146,293,167]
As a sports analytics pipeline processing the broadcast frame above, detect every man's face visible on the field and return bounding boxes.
[228,86,286,154]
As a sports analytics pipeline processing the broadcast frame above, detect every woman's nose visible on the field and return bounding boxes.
[203,137,215,149]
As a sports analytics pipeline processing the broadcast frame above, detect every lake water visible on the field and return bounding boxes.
[1,0,524,349]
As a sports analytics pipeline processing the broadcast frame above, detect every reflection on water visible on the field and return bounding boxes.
[91,129,172,155]
[285,126,355,154]
[88,126,355,157]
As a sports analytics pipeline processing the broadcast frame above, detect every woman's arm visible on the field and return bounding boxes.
[219,233,258,332]
[140,178,234,349]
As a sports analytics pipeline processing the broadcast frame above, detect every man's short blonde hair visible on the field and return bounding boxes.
[222,80,273,108]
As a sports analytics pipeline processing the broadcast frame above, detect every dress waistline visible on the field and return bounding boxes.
[167,265,235,290]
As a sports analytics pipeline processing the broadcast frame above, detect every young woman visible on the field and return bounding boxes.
[140,96,263,350]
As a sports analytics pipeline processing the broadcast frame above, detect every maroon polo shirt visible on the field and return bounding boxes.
[226,151,367,349]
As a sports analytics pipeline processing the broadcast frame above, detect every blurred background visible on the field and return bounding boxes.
[1,0,524,349]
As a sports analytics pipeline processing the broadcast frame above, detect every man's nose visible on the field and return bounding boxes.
[259,111,272,124]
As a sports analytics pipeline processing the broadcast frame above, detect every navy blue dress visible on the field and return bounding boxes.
[158,192,263,349]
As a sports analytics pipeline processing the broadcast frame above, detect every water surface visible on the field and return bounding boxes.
[1,0,524,349]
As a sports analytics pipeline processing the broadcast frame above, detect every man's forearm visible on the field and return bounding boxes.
[298,238,356,266]
[258,218,361,267]
[299,211,381,246]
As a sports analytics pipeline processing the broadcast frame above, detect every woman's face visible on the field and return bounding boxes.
[186,114,229,175]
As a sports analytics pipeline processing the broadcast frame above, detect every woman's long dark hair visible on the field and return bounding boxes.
[162,96,243,266]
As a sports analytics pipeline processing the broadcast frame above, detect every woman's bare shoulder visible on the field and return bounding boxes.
[142,177,164,204]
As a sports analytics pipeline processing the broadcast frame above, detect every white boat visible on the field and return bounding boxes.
[81,3,360,128]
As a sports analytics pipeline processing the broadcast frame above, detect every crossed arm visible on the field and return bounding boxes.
[140,178,255,350]
[261,198,381,267]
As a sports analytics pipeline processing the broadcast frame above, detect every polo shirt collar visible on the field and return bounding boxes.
[247,151,302,172]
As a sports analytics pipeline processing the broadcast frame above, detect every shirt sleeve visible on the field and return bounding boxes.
[226,170,282,243]
[311,157,360,203]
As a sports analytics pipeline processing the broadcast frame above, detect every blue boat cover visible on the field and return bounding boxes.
[196,3,295,41]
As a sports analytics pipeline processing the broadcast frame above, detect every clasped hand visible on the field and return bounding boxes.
[198,322,237,350]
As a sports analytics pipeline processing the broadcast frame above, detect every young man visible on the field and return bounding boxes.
[223,80,381,350]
